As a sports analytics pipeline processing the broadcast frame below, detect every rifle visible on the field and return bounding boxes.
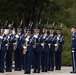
[23,37,27,54]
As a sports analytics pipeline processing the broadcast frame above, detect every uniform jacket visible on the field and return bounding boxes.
[55,34,64,51]
[8,34,16,51]
[1,34,8,51]
[71,32,76,52]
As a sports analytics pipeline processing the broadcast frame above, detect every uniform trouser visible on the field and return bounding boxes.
[41,51,49,71]
[0,51,5,71]
[17,49,22,70]
[48,51,54,71]
[71,51,76,72]
[0,50,1,71]
[24,51,32,73]
[22,54,25,69]
[14,50,17,70]
[6,50,12,70]
[0,50,1,64]
[33,51,41,71]
[32,50,34,69]
[55,51,62,69]
[14,49,22,70]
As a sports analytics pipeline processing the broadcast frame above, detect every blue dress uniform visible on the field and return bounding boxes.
[6,29,16,72]
[0,33,8,73]
[41,27,49,72]
[33,26,43,73]
[0,26,3,73]
[24,28,34,74]
[14,25,23,71]
[48,28,56,71]
[0,49,1,72]
[21,30,26,70]
[70,26,76,73]
[55,28,64,70]
[15,32,23,71]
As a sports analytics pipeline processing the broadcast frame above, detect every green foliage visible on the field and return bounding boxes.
[0,0,76,26]
[62,26,72,66]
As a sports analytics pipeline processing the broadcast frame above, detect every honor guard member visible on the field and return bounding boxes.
[21,27,27,69]
[33,26,43,73]
[55,28,64,70]
[41,27,49,72]
[23,28,34,74]
[48,27,56,71]
[0,27,1,72]
[70,26,76,73]
[14,25,23,71]
[0,26,5,73]
[6,27,16,72]
[0,27,9,73]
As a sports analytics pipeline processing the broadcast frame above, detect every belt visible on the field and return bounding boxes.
[36,43,41,45]
[27,44,31,46]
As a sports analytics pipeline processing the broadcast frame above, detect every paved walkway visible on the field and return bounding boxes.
[0,67,74,75]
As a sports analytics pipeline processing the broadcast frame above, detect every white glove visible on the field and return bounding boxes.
[54,44,58,46]
[41,43,44,46]
[23,46,27,49]
[0,36,3,39]
[16,35,19,38]
[43,36,46,39]
[72,50,75,53]
[26,38,29,42]
[5,44,8,46]
[48,44,50,46]
[57,37,59,40]
[34,35,38,38]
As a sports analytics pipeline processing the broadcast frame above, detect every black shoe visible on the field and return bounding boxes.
[27,72,30,74]
[44,70,47,72]
[24,72,30,74]
[33,70,36,73]
[41,70,44,72]
[14,68,17,71]
[37,70,40,73]
[50,69,54,71]
[17,68,21,71]
[0,71,4,73]
[8,69,12,72]
[24,72,28,74]
[6,70,9,72]
[55,68,58,70]
[58,68,61,70]
[48,69,50,71]
[70,71,76,73]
